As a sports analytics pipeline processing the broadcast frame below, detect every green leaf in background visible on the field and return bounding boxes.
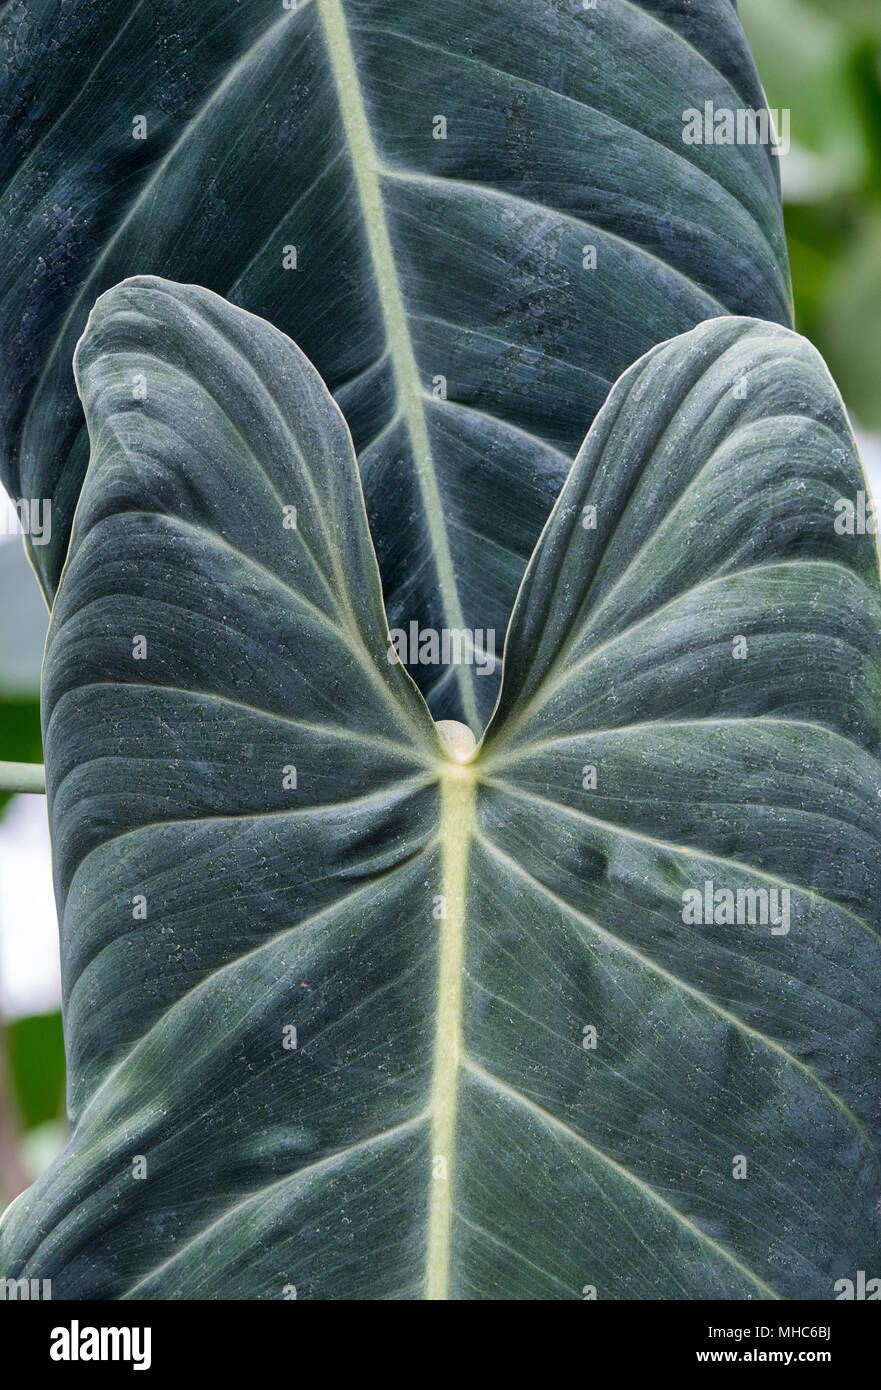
[740,0,881,429]
[801,0,881,40]
[740,0,867,200]
[0,701,41,771]
[6,1012,64,1133]
[1,283,878,1299]
[818,211,881,435]
[0,0,792,728]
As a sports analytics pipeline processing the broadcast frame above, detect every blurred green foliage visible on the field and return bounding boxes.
[741,0,881,427]
[7,1011,64,1131]
[0,699,42,816]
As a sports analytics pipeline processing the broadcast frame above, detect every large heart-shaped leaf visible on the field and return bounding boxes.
[2,280,877,1300]
[0,0,792,728]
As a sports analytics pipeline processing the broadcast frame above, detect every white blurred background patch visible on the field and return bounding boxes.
[0,528,55,1024]
[0,794,60,1020]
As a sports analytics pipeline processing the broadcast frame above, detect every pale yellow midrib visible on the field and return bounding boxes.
[426,766,475,1299]
[315,0,478,732]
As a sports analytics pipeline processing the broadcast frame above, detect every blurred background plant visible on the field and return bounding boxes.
[1,0,880,1208]
[741,0,881,442]
[0,538,62,1208]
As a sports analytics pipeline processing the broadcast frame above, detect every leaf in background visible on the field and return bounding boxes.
[1,284,878,1298]
[0,0,792,728]
[802,0,881,39]
[740,0,867,200]
[740,0,881,430]
[819,212,881,432]
[6,1012,64,1133]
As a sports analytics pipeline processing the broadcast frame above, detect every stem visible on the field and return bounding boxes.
[0,762,46,794]
[426,757,475,1300]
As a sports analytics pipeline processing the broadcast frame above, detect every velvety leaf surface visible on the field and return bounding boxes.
[1,287,877,1300]
[475,316,881,1298]
[0,0,792,727]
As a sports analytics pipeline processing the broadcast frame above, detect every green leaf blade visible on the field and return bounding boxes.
[473,317,881,1298]
[0,279,445,1299]
[1,0,792,727]
[6,299,878,1301]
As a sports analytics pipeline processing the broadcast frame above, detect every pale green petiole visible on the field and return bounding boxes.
[0,761,46,794]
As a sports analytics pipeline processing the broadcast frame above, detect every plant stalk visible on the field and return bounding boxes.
[0,761,46,794]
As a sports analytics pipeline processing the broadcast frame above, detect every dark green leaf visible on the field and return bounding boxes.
[0,0,792,726]
[1,287,877,1299]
